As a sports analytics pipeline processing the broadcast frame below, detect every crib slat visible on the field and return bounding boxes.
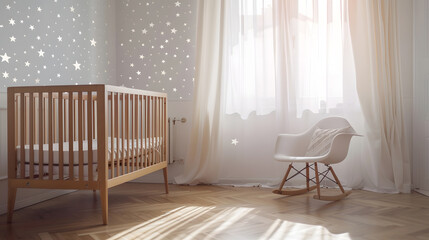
[59,92,64,180]
[88,91,93,182]
[53,96,57,143]
[29,93,34,178]
[109,92,114,178]
[130,94,135,172]
[115,93,119,177]
[163,97,165,163]
[93,97,96,140]
[25,95,28,146]
[15,95,18,149]
[142,96,145,168]
[121,93,125,175]
[39,92,44,179]
[69,92,74,180]
[48,92,54,180]
[151,96,155,165]
[125,94,130,173]
[20,93,25,178]
[157,97,160,164]
[134,94,139,170]
[83,100,86,141]
[63,98,66,142]
[78,92,84,181]
[151,97,158,164]
[145,96,149,167]
[131,94,135,172]
[136,95,143,168]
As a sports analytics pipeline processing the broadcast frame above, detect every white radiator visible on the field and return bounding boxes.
[168,117,186,164]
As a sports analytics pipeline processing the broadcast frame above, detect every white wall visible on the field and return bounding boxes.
[397,0,414,188]
[413,0,429,194]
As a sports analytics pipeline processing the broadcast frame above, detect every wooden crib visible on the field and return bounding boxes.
[7,85,168,224]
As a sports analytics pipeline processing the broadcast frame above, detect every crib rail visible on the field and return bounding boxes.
[7,85,168,189]
[105,85,168,185]
[8,85,103,188]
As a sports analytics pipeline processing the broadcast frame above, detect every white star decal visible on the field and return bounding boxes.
[142,29,147,34]
[38,49,45,57]
[6,5,11,10]
[90,38,96,46]
[10,36,16,42]
[173,88,177,92]
[175,1,181,7]
[186,39,191,43]
[73,61,81,70]
[231,139,239,145]
[13,78,17,83]
[70,6,75,12]
[139,55,144,59]
[37,7,42,12]
[57,36,62,42]
[149,22,154,28]
[2,71,9,78]
[25,61,30,67]
[1,53,11,63]
[130,63,134,67]
[166,22,171,26]
[29,25,35,30]
[171,28,177,34]
[136,71,141,75]
[9,18,15,26]
[161,70,166,75]
[35,78,40,84]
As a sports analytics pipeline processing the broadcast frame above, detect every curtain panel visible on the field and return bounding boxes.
[180,0,411,194]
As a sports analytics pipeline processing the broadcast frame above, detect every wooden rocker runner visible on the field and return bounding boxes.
[273,117,360,201]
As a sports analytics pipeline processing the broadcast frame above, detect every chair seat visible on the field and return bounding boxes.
[274,154,327,163]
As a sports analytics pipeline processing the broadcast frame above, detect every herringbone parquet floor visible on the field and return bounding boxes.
[1,183,429,240]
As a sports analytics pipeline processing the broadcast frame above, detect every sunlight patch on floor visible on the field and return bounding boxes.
[108,206,253,240]
[259,219,352,240]
[107,206,351,240]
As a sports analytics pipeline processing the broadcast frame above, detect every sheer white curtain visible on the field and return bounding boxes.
[225,0,358,120]
[181,0,410,193]
[175,0,224,184]
[348,0,411,193]
[223,0,276,119]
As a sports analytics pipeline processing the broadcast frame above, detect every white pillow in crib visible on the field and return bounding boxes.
[305,126,351,157]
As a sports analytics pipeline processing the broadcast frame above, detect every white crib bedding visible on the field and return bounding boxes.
[16,137,162,165]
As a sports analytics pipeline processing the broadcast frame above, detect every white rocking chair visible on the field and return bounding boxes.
[273,117,360,201]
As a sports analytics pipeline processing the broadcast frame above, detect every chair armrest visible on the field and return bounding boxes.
[321,133,361,164]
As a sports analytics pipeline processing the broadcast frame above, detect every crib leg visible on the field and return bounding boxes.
[7,186,17,223]
[163,167,169,194]
[100,187,108,225]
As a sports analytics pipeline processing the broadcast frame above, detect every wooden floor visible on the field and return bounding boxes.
[1,183,429,240]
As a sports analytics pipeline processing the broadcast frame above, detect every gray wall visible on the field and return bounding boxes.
[0,0,117,91]
[116,0,196,101]
[0,0,117,214]
[0,0,197,213]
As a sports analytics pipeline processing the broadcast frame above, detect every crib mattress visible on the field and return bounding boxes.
[16,137,162,165]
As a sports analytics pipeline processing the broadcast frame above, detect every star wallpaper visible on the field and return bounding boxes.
[116,0,196,101]
[0,0,196,101]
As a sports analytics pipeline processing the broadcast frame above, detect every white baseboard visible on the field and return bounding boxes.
[414,189,429,197]
[0,189,75,215]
